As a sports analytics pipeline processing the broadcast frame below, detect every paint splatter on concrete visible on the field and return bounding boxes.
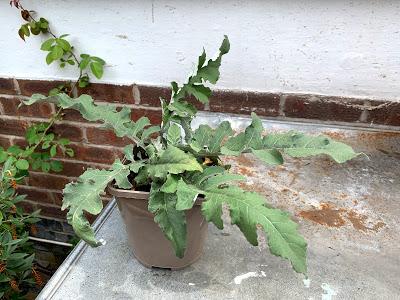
[303,278,311,288]
[321,283,337,300]
[233,271,266,284]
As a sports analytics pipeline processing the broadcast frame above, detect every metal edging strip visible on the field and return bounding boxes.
[36,198,117,300]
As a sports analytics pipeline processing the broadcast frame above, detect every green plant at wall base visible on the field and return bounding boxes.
[23,36,361,274]
[0,158,42,299]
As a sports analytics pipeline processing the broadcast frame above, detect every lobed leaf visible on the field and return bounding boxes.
[148,184,187,258]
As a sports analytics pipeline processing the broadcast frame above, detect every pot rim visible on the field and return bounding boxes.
[107,182,205,205]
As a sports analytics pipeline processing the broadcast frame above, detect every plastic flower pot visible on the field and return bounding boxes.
[107,184,208,270]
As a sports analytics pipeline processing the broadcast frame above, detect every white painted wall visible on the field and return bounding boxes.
[0,0,399,100]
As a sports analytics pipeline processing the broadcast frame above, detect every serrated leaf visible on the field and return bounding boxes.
[252,149,283,165]
[23,94,150,144]
[149,185,187,258]
[191,121,233,154]
[195,179,307,273]
[160,174,179,193]
[176,179,201,210]
[146,146,202,178]
[112,159,132,189]
[123,144,134,162]
[168,101,197,117]
[185,84,211,104]
[198,48,206,69]
[263,132,360,163]
[62,163,130,246]
[167,123,181,145]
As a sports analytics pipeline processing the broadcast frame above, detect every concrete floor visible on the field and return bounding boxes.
[39,118,400,300]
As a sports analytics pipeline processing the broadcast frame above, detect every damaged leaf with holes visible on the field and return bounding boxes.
[22,35,362,275]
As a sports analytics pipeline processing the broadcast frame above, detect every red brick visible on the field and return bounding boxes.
[52,123,84,142]
[19,200,38,214]
[209,90,281,117]
[37,203,66,219]
[365,100,400,126]
[0,97,53,118]
[131,108,162,125]
[52,192,63,206]
[284,94,363,122]
[139,85,171,107]
[0,136,11,148]
[77,83,134,104]
[54,160,99,177]
[64,144,123,164]
[17,79,65,96]
[86,127,131,147]
[0,78,16,95]
[27,173,72,191]
[0,117,28,136]
[17,186,54,204]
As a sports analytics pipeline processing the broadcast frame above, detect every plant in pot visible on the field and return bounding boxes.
[23,37,360,274]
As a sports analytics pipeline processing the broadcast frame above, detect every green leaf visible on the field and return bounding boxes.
[41,161,51,172]
[91,56,106,64]
[185,84,211,104]
[41,38,55,51]
[90,62,104,79]
[194,177,307,273]
[123,144,134,162]
[176,179,201,210]
[149,185,187,258]
[21,24,30,37]
[112,159,132,189]
[252,149,283,165]
[50,160,63,172]
[221,112,263,154]
[167,123,181,145]
[146,146,202,179]
[191,121,234,154]
[80,57,90,70]
[263,132,360,163]
[16,159,29,170]
[219,35,231,54]
[168,101,197,117]
[50,144,57,157]
[0,150,8,163]
[160,174,179,193]
[46,51,54,65]
[23,93,150,144]
[62,163,130,246]
[56,38,71,51]
[51,45,64,60]
[66,148,74,157]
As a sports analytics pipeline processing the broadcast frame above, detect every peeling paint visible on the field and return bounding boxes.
[233,271,266,284]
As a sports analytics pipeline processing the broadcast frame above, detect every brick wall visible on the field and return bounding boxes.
[0,77,399,221]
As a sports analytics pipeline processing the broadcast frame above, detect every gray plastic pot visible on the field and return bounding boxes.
[107,184,208,270]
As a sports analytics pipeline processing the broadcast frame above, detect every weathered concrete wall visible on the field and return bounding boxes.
[1,0,399,100]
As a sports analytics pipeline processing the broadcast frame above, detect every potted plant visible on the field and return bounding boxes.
[22,36,360,274]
